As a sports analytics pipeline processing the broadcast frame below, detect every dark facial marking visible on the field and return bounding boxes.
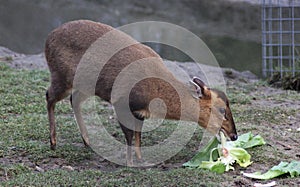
[211,89,228,105]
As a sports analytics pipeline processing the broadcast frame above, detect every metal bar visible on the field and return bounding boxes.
[263,18,300,21]
[263,43,300,47]
[288,6,292,71]
[262,0,267,77]
[291,0,296,76]
[263,56,300,59]
[268,69,300,72]
[264,6,300,8]
[262,31,300,34]
[264,0,300,8]
[279,3,283,78]
[268,1,273,77]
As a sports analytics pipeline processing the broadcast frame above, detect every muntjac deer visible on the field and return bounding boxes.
[45,20,237,166]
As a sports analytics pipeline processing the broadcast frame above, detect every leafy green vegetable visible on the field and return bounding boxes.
[228,132,266,149]
[183,132,265,174]
[200,160,226,174]
[243,161,300,179]
[226,148,252,167]
[198,132,252,173]
[183,137,219,167]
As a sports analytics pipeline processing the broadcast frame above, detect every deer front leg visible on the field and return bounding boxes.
[71,91,90,146]
[47,99,57,150]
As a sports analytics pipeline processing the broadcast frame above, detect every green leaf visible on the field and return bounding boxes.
[271,161,300,178]
[243,170,285,180]
[184,132,265,174]
[183,137,219,167]
[211,163,226,174]
[228,148,252,167]
[200,161,226,174]
[242,134,266,149]
[243,161,300,180]
[230,132,266,149]
[287,161,300,177]
[197,133,252,174]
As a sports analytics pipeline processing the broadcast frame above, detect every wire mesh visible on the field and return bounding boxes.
[262,0,300,77]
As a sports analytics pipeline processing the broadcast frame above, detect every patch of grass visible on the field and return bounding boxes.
[1,167,231,187]
[232,106,296,125]
[263,89,299,102]
[227,92,252,105]
[0,62,10,71]
[226,82,256,105]
[0,163,31,181]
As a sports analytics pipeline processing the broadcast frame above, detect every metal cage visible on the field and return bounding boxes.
[262,0,300,77]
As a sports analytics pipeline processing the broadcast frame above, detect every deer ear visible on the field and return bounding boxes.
[192,77,211,98]
[189,80,202,99]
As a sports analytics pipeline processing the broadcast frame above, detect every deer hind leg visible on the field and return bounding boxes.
[119,122,134,166]
[134,120,143,160]
[119,118,143,166]
[70,91,90,147]
[46,84,71,150]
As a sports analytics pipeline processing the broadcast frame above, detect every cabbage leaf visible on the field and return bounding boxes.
[243,161,300,179]
[183,132,265,174]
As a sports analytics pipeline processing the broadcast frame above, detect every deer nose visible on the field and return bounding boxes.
[230,134,238,141]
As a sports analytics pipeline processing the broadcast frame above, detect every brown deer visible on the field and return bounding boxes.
[45,20,237,166]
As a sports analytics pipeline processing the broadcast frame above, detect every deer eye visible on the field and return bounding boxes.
[219,108,226,116]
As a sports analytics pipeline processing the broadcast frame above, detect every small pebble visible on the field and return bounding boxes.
[35,166,45,172]
[62,165,75,171]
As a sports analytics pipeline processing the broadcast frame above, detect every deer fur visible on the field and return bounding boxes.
[45,20,237,166]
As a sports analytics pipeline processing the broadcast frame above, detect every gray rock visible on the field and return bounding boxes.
[0,46,257,85]
[0,46,47,70]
